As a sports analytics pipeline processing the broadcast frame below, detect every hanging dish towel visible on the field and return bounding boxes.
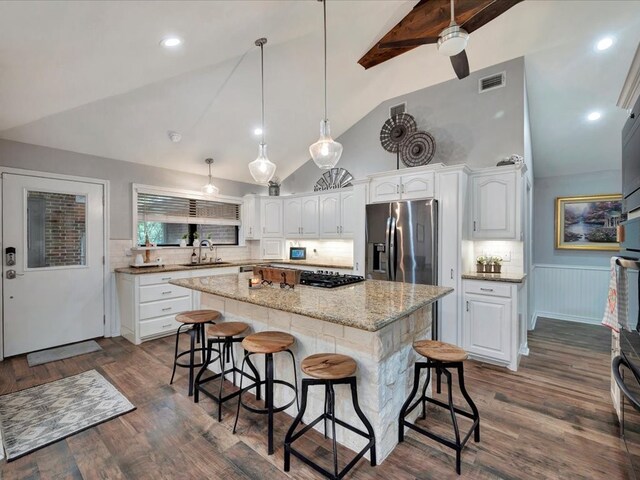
[603,256,629,332]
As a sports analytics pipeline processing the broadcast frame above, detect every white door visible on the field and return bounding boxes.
[370,176,400,203]
[471,172,516,239]
[463,293,511,362]
[401,172,435,200]
[340,191,355,238]
[3,173,105,356]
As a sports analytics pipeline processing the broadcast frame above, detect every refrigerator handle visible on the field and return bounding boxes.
[385,216,393,281]
[389,216,397,282]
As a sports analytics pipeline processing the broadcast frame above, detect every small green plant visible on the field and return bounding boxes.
[182,233,188,240]
[491,256,503,265]
[476,255,488,265]
[193,231,199,239]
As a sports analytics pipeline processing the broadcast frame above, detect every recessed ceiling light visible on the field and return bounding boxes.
[587,111,602,121]
[253,127,263,136]
[595,36,614,51]
[160,36,182,48]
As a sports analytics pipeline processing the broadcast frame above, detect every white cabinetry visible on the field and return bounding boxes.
[318,192,353,239]
[262,239,284,259]
[470,169,520,240]
[283,196,319,238]
[242,195,260,240]
[462,280,522,371]
[261,198,283,237]
[117,266,239,345]
[369,172,434,203]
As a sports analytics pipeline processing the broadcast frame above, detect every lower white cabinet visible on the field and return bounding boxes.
[462,279,523,371]
[117,266,239,345]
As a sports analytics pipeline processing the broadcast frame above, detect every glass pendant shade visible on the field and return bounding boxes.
[248,143,276,184]
[310,119,343,169]
[202,158,219,195]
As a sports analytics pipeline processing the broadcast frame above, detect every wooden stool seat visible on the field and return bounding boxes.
[176,309,221,324]
[301,353,357,380]
[242,331,295,354]
[413,340,468,362]
[207,322,249,338]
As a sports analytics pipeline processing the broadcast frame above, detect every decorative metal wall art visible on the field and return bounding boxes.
[379,112,436,169]
[400,131,436,167]
[313,168,354,191]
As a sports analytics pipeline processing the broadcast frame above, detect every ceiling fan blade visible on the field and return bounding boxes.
[379,37,439,49]
[358,0,496,70]
[460,0,523,34]
[450,50,470,79]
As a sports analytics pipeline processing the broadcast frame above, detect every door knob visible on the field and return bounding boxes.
[6,270,24,279]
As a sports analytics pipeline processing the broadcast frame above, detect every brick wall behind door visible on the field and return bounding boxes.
[28,192,86,267]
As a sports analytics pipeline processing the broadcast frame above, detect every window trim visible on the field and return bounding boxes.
[132,184,244,250]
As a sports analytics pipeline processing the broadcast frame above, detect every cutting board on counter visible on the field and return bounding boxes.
[252,266,302,286]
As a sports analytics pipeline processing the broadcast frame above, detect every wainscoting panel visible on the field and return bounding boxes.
[533,264,610,326]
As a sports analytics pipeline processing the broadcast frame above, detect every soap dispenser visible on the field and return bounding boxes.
[191,249,197,264]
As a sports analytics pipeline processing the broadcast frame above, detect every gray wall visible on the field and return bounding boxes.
[533,169,621,267]
[282,57,526,194]
[0,139,264,239]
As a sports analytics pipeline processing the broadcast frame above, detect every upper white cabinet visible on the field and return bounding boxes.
[242,195,260,240]
[261,198,283,238]
[470,169,519,240]
[319,191,353,238]
[284,195,319,238]
[370,172,434,203]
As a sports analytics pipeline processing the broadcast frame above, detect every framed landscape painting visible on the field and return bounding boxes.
[555,194,622,250]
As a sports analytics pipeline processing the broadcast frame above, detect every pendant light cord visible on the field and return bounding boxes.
[323,0,328,121]
[450,0,455,25]
[260,41,265,145]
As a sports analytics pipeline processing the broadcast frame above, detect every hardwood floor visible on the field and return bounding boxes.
[0,318,631,479]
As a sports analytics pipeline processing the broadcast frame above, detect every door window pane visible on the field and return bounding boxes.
[27,191,87,268]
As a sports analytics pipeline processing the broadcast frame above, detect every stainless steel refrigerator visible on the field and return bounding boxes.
[365,200,437,286]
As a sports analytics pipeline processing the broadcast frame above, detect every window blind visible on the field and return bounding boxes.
[137,193,240,225]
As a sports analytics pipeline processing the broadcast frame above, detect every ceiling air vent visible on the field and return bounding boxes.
[389,102,406,117]
[479,72,506,93]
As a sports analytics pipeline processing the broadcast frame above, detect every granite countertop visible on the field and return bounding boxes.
[171,272,452,332]
[461,272,526,284]
[114,259,354,275]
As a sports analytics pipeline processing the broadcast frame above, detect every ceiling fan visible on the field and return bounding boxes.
[358,0,523,79]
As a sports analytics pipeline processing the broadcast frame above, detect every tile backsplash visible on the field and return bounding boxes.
[472,240,523,274]
[109,239,256,271]
[285,239,354,266]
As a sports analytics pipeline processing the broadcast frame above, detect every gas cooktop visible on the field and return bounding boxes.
[299,270,365,288]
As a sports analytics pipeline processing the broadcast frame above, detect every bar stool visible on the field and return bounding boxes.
[398,340,480,475]
[169,309,221,396]
[284,353,376,480]
[194,321,261,421]
[233,331,299,455]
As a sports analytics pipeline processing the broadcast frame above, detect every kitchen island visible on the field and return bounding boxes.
[171,273,452,462]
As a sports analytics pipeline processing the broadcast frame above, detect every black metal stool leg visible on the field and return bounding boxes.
[349,377,377,467]
[457,364,480,442]
[436,365,442,394]
[216,338,226,422]
[399,362,423,443]
[245,350,261,401]
[420,365,432,420]
[194,337,214,404]
[284,379,309,472]
[285,349,299,410]
[442,367,461,474]
[233,353,250,435]
[229,339,237,386]
[266,353,275,455]
[328,382,339,478]
[187,328,197,397]
[170,324,188,385]
[323,383,330,439]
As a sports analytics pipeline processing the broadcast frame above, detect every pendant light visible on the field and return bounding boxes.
[309,0,343,170]
[248,37,277,184]
[202,158,219,195]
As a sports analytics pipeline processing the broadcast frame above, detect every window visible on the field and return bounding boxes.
[136,189,241,247]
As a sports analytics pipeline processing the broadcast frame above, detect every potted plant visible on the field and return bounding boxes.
[180,233,188,247]
[476,255,488,273]
[268,177,281,196]
[490,256,503,273]
[192,231,200,247]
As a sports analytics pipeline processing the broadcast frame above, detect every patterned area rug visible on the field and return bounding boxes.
[0,369,135,461]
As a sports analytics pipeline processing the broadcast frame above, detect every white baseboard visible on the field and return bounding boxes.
[532,310,601,326]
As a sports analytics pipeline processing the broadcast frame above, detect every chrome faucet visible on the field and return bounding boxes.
[199,240,222,264]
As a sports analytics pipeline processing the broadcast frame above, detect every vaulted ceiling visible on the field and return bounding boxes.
[0,1,638,184]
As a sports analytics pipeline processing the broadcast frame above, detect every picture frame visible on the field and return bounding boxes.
[555,194,622,251]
